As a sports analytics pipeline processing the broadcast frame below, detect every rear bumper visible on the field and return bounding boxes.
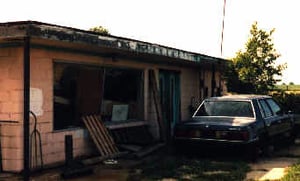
[173,136,258,147]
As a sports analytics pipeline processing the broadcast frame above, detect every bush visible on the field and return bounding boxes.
[272,92,300,114]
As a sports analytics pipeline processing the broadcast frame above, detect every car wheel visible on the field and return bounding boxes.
[245,143,260,162]
[259,137,274,157]
[287,130,297,145]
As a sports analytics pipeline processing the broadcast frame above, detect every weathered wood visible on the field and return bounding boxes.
[82,151,128,165]
[82,115,119,156]
[105,120,148,130]
[89,116,111,155]
[118,144,142,152]
[82,116,106,156]
[88,115,113,155]
[133,143,165,158]
[93,115,119,153]
[149,70,166,142]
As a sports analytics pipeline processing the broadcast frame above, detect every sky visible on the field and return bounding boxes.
[1,0,299,84]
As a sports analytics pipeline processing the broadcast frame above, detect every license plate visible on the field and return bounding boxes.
[192,130,201,137]
[215,131,228,139]
[215,131,221,138]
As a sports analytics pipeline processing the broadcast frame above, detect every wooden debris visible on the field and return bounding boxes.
[82,115,119,157]
[133,143,165,158]
[118,144,143,152]
[82,151,128,165]
[149,70,166,142]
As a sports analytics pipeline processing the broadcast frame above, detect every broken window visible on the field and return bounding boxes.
[53,62,144,130]
[101,67,144,122]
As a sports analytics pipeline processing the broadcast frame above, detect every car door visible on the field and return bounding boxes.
[258,98,292,137]
[265,98,292,134]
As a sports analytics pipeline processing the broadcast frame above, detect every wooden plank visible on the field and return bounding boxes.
[84,115,119,155]
[105,121,148,130]
[88,115,113,154]
[82,117,106,156]
[86,116,111,155]
[133,143,165,158]
[149,70,166,142]
[118,144,142,152]
[94,116,119,153]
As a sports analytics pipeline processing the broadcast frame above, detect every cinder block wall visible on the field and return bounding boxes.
[30,49,97,168]
[180,68,200,121]
[0,45,222,171]
[0,47,24,171]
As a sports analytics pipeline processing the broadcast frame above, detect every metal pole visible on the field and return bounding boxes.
[23,36,30,181]
[220,0,227,56]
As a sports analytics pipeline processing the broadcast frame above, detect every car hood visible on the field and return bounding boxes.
[181,117,256,127]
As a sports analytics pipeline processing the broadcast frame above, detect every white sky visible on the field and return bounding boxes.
[1,0,299,84]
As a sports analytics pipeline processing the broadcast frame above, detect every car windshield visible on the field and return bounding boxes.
[194,100,254,117]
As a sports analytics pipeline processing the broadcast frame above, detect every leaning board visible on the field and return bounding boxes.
[82,115,119,156]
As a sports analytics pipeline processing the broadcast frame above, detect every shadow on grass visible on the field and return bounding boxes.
[128,148,250,181]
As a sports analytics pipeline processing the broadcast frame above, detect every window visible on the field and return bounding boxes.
[101,67,144,122]
[53,62,143,130]
[266,98,281,115]
[259,99,273,118]
[194,101,254,117]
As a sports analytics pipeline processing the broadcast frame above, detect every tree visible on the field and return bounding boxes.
[225,22,286,94]
[89,26,110,35]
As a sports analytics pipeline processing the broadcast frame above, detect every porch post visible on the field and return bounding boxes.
[23,36,30,180]
[144,69,149,121]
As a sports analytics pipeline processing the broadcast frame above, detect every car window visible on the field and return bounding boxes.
[266,98,282,115]
[194,101,254,117]
[259,99,273,118]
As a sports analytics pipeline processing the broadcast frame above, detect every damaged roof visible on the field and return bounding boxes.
[0,21,228,65]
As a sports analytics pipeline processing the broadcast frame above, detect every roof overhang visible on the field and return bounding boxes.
[0,21,228,68]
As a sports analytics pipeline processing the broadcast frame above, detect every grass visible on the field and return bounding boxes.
[281,161,300,181]
[275,84,300,92]
[129,154,250,181]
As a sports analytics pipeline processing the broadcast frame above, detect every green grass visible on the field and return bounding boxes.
[275,84,300,91]
[130,155,250,181]
[281,161,300,181]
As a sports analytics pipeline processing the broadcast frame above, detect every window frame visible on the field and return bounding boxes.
[53,61,144,131]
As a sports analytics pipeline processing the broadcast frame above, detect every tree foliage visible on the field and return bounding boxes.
[226,22,286,94]
[89,26,110,35]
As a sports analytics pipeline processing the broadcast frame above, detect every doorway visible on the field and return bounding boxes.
[159,70,180,140]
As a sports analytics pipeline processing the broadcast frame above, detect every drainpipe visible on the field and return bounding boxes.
[23,36,30,181]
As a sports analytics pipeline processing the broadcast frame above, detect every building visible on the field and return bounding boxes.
[0,21,228,172]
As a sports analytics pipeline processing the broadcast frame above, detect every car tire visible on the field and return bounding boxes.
[245,143,260,162]
[259,136,274,157]
[287,129,297,145]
